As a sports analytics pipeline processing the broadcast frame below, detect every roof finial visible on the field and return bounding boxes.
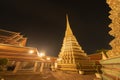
[65,14,73,36]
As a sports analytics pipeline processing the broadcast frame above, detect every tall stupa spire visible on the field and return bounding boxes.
[57,14,88,71]
[65,14,73,36]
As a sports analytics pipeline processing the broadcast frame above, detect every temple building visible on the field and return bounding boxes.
[0,29,56,73]
[0,29,38,72]
[57,15,90,71]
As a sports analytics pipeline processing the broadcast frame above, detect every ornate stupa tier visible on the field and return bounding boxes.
[58,15,88,71]
[106,0,120,58]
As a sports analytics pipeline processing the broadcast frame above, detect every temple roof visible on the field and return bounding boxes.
[0,29,18,37]
[0,29,27,46]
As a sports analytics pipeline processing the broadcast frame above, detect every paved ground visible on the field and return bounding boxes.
[0,70,97,80]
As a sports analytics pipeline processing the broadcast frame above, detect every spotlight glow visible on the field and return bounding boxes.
[28,50,34,54]
[38,52,45,57]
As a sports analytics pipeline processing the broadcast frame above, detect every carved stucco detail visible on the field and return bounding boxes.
[106,0,120,57]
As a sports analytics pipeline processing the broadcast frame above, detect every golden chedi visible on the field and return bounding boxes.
[58,15,88,71]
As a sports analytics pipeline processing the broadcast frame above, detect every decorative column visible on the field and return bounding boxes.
[100,0,120,80]
[106,0,120,58]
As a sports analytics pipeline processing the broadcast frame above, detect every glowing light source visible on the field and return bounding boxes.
[46,57,50,60]
[38,52,45,57]
[28,50,34,54]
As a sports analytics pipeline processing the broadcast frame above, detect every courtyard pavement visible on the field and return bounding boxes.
[0,69,97,80]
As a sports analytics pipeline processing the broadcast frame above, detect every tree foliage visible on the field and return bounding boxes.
[0,58,8,71]
[95,49,108,54]
[0,58,8,66]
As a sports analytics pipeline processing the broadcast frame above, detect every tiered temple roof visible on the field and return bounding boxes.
[0,29,27,46]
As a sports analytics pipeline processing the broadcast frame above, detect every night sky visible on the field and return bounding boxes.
[0,0,112,56]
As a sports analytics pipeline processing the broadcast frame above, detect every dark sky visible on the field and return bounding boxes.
[0,0,112,56]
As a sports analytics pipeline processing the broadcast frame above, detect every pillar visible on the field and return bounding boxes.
[40,62,44,72]
[33,62,38,72]
[54,62,57,69]
[13,61,21,73]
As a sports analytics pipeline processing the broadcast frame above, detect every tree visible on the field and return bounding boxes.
[96,49,108,54]
[0,58,8,71]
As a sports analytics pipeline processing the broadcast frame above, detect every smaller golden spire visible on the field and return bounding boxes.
[65,14,73,36]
